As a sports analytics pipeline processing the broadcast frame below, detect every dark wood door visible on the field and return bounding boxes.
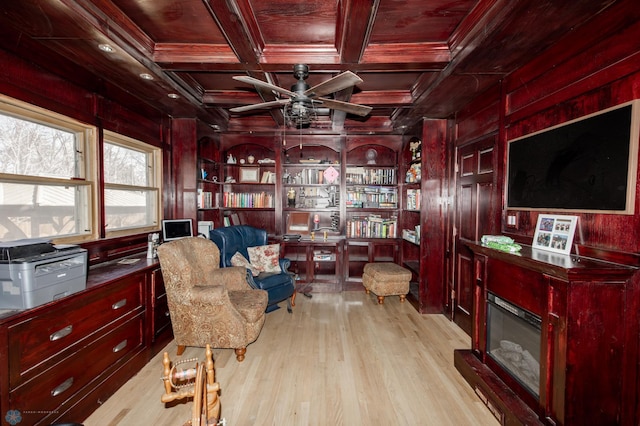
[450,137,499,334]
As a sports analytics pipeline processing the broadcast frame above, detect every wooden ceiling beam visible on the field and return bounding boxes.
[337,0,380,64]
[361,43,450,67]
[203,0,262,63]
[153,44,239,65]
[351,90,413,106]
[202,91,261,105]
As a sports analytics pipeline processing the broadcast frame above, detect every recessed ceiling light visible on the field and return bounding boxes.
[98,43,115,53]
[167,93,179,99]
[139,73,154,81]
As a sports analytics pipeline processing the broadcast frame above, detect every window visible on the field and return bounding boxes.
[103,131,161,236]
[0,96,94,241]
[0,95,162,242]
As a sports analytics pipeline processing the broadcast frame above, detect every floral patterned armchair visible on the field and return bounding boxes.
[157,237,268,362]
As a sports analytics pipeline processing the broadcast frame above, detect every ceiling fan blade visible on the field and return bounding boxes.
[305,71,363,98]
[315,97,372,117]
[233,76,296,97]
[229,99,290,113]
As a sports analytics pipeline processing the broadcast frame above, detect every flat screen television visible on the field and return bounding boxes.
[162,219,194,242]
[507,100,639,214]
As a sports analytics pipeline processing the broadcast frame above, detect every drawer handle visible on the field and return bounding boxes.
[113,339,128,353]
[112,298,127,310]
[51,377,74,397]
[49,325,73,341]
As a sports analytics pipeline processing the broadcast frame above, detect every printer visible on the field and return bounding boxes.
[0,239,88,310]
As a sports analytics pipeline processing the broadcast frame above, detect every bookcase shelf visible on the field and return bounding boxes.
[203,134,406,293]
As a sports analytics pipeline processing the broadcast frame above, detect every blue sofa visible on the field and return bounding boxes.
[209,225,295,313]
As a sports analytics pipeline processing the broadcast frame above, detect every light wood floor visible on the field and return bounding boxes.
[84,292,497,426]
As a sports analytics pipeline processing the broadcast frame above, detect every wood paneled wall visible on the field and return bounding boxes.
[0,47,172,264]
[455,4,640,258]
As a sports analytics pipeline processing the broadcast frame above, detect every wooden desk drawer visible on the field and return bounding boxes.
[9,314,144,425]
[152,267,166,299]
[153,293,171,335]
[8,274,143,387]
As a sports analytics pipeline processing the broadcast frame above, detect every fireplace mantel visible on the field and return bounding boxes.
[455,241,639,425]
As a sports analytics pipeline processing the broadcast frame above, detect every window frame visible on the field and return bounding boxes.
[0,94,98,243]
[0,94,163,243]
[102,130,162,238]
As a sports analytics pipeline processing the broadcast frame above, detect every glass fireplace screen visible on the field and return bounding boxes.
[486,293,542,397]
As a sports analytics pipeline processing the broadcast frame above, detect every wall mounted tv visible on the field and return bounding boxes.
[507,100,639,214]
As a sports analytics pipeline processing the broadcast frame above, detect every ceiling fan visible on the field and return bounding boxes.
[230,64,372,128]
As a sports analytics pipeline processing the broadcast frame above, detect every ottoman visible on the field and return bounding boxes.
[362,262,411,304]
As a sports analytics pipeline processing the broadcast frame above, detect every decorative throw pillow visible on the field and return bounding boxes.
[230,251,260,276]
[247,244,282,273]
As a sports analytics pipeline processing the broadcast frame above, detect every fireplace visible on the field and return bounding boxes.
[486,292,541,398]
[455,242,639,426]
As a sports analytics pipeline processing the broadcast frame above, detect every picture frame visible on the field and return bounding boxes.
[239,167,259,183]
[532,214,578,255]
[287,212,310,235]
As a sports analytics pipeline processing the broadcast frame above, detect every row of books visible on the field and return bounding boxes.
[197,190,214,209]
[346,186,398,208]
[223,192,274,208]
[345,167,396,185]
[346,215,398,239]
[260,171,276,183]
[406,188,421,210]
[284,168,337,185]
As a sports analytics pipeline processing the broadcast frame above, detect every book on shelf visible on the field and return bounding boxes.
[313,250,335,261]
[346,214,397,238]
[197,189,213,208]
[345,167,396,185]
[346,186,398,208]
[223,191,274,208]
[406,189,421,210]
[260,171,276,183]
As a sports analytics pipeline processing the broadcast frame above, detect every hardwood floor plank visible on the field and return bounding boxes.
[84,292,497,425]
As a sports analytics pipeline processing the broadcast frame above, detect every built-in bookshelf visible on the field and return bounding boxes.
[197,138,221,228]
[345,167,396,185]
[406,188,421,211]
[218,140,278,233]
[281,143,341,237]
[207,135,406,292]
[346,214,397,239]
[222,191,274,208]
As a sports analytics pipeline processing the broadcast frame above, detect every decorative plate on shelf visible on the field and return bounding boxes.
[299,159,321,164]
[323,166,339,183]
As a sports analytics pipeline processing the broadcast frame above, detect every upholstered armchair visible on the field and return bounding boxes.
[156,237,268,362]
[209,225,296,313]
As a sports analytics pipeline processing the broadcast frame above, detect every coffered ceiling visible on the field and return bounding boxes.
[0,0,619,134]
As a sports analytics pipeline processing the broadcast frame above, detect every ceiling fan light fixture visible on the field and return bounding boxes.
[284,102,316,129]
[231,63,371,126]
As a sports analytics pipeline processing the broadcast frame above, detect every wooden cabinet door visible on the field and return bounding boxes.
[451,137,499,334]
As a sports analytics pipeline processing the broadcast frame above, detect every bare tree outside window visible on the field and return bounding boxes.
[103,142,148,186]
[0,112,90,241]
[0,97,160,242]
[103,136,160,233]
[0,113,76,178]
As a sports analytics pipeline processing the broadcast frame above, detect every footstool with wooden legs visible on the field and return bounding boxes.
[362,262,411,304]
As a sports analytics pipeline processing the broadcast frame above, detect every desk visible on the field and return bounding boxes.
[0,251,171,425]
[279,238,344,293]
